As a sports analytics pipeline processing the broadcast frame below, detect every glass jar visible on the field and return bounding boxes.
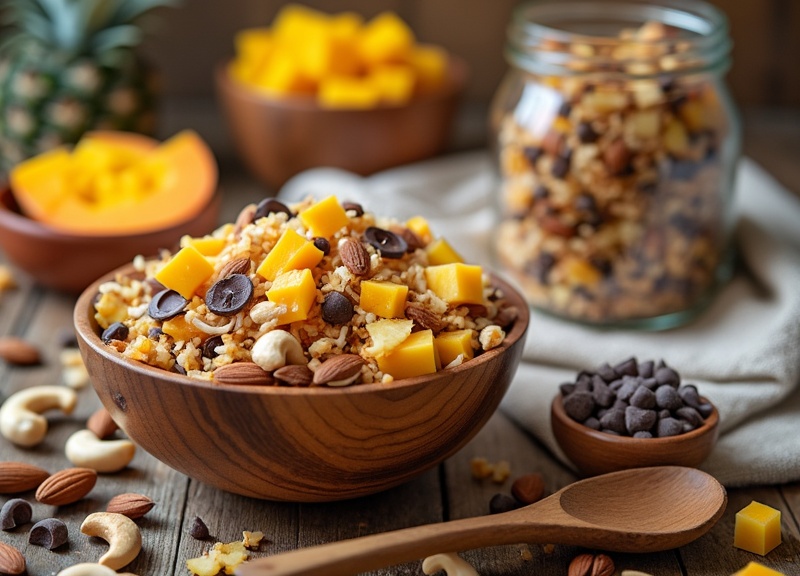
[490,0,740,329]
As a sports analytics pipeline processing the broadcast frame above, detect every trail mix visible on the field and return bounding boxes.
[560,357,714,438]
[93,196,518,386]
[495,19,735,323]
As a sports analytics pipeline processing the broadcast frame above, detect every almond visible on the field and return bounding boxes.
[218,257,251,279]
[35,467,97,506]
[234,203,257,237]
[405,303,444,333]
[0,541,25,575]
[273,364,313,387]
[313,354,365,386]
[0,461,49,494]
[107,493,156,519]
[87,407,119,439]
[603,138,631,175]
[340,238,370,276]
[0,336,41,366]
[213,362,274,386]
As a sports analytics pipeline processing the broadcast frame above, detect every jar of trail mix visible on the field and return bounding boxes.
[490,0,740,329]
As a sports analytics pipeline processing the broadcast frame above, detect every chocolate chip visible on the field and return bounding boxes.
[563,391,595,422]
[577,121,599,143]
[614,357,638,377]
[148,289,189,321]
[29,518,68,549]
[599,408,626,435]
[254,198,292,220]
[625,406,656,434]
[489,493,519,514]
[342,201,364,216]
[633,431,653,439]
[101,322,128,343]
[533,184,549,199]
[629,385,656,410]
[616,377,640,402]
[321,292,354,325]
[596,363,617,382]
[205,274,254,316]
[583,417,601,430]
[637,360,655,379]
[313,237,331,256]
[551,150,571,179]
[655,385,683,411]
[679,384,702,409]
[511,473,545,505]
[189,516,210,539]
[642,377,658,390]
[523,146,543,165]
[655,366,680,388]
[525,252,555,284]
[676,406,703,428]
[657,417,684,438]
[559,382,576,396]
[363,227,407,258]
[148,327,164,340]
[697,402,714,418]
[0,498,31,530]
[558,101,572,117]
[202,335,224,359]
[592,377,615,408]
[574,193,597,212]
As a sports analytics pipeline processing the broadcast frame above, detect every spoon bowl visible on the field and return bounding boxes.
[235,466,727,576]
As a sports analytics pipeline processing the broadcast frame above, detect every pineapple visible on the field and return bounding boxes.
[0,0,175,175]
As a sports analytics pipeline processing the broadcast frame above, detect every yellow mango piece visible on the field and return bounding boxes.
[298,196,350,237]
[562,257,601,286]
[182,235,227,256]
[272,4,330,43]
[319,76,382,109]
[266,268,317,325]
[425,237,464,266]
[368,65,415,105]
[411,44,447,94]
[406,216,433,244]
[234,28,272,63]
[257,228,323,281]
[733,562,786,576]
[663,118,690,156]
[360,12,414,65]
[251,49,315,96]
[364,319,413,357]
[377,329,441,380]
[155,245,214,299]
[360,280,409,318]
[435,329,474,366]
[425,263,484,305]
[9,147,71,216]
[734,501,782,556]
[162,315,206,343]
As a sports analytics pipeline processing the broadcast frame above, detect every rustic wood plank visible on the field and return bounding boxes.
[0,290,189,575]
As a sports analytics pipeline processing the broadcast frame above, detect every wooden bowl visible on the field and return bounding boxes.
[74,267,529,502]
[215,57,468,190]
[551,394,719,477]
[0,186,220,294]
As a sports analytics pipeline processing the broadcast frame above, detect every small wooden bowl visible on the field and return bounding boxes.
[74,267,529,502]
[551,394,719,477]
[0,186,220,293]
[215,56,468,190]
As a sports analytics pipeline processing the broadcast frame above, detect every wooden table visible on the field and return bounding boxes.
[1,106,799,576]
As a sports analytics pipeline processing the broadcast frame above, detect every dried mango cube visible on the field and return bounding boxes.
[376,329,440,380]
[155,245,214,299]
[267,268,317,325]
[425,237,464,266]
[298,196,350,237]
[406,215,433,244]
[250,49,315,96]
[319,76,381,109]
[257,228,323,281]
[733,562,786,576]
[360,12,414,65]
[368,64,415,105]
[410,44,448,93]
[425,263,484,305]
[360,280,408,318]
[734,501,782,556]
[162,316,206,343]
[435,329,474,366]
[182,235,227,256]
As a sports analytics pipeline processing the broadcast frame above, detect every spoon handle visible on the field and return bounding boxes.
[235,509,552,576]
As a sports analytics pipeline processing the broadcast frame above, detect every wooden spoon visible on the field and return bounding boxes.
[236,466,726,576]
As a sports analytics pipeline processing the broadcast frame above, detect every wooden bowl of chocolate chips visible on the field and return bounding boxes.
[551,357,719,477]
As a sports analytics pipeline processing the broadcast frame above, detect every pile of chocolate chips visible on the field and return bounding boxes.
[560,357,714,438]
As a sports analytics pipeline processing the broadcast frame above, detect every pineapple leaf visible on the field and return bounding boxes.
[90,24,142,54]
[109,0,179,26]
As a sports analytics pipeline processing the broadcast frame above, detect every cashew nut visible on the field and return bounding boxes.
[65,429,136,473]
[251,330,305,371]
[0,385,77,447]
[422,553,480,576]
[80,512,142,571]
[57,564,118,576]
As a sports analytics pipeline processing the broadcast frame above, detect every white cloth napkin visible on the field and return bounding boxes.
[278,152,800,487]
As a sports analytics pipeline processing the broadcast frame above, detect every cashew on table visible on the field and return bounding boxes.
[422,553,480,576]
[80,512,142,571]
[65,429,136,473]
[0,386,77,447]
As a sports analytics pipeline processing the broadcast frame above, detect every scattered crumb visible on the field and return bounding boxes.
[469,457,493,480]
[491,460,511,484]
[60,348,90,388]
[542,543,555,555]
[242,530,264,550]
[519,546,533,561]
[0,265,16,293]
[187,540,248,576]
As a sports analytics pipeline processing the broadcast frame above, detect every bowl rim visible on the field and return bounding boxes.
[0,184,221,242]
[75,264,530,397]
[214,53,469,112]
[551,391,719,445]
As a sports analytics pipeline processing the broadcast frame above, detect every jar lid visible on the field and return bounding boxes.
[507,0,731,78]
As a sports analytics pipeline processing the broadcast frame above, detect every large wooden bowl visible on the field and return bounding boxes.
[551,394,719,477]
[215,56,468,190]
[0,186,220,293]
[74,266,529,501]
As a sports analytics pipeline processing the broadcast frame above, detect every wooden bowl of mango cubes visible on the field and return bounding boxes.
[216,8,468,190]
[73,198,529,501]
[0,131,220,293]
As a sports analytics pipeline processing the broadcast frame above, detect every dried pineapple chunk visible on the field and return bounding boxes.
[363,318,413,357]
